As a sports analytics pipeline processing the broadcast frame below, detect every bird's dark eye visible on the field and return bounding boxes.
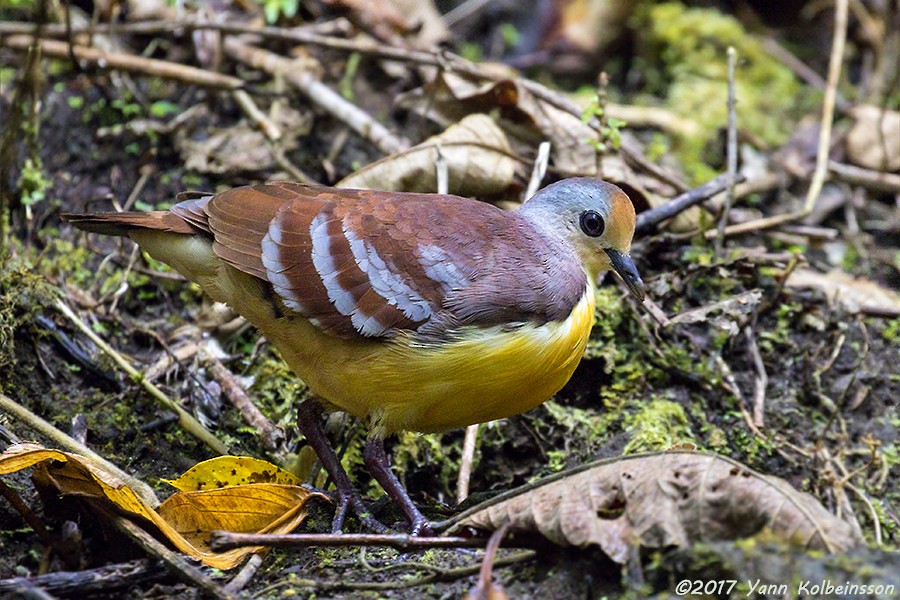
[579,210,605,237]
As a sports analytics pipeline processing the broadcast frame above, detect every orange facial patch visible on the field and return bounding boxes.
[605,190,636,252]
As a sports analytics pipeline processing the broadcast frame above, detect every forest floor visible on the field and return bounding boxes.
[0,1,898,598]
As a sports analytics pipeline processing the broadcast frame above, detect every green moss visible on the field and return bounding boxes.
[0,261,59,389]
[250,356,309,428]
[622,399,693,453]
[635,2,814,183]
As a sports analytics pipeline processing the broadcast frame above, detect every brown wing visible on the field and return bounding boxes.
[79,182,586,341]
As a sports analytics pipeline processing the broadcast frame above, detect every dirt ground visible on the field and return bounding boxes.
[0,0,898,598]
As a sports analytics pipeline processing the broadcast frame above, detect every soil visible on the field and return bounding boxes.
[0,1,898,598]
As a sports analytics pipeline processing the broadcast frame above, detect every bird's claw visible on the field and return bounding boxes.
[330,490,388,534]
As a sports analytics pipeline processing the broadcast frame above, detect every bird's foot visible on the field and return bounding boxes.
[409,514,434,537]
[329,489,388,534]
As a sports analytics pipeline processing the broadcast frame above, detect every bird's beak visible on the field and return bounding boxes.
[605,249,645,302]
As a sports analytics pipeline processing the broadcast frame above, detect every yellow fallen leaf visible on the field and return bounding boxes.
[0,443,324,569]
[165,455,303,491]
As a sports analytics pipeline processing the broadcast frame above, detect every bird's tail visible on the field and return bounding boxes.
[60,211,196,236]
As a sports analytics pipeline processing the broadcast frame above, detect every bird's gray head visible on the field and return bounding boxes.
[519,177,645,301]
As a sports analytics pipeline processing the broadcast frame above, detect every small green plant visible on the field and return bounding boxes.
[581,97,627,155]
[256,0,298,24]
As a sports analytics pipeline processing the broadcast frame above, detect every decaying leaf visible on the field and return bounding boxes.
[165,455,302,491]
[173,106,311,175]
[0,444,323,569]
[787,267,900,316]
[846,105,900,172]
[666,289,763,336]
[396,74,703,229]
[397,72,598,175]
[337,114,516,196]
[451,452,860,563]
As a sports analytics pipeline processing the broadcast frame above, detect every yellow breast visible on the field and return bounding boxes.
[317,280,597,436]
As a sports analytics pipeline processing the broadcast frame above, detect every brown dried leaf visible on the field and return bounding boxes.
[786,267,900,316]
[0,444,322,569]
[453,452,860,563]
[397,72,598,176]
[337,114,516,195]
[173,107,311,175]
[846,105,900,172]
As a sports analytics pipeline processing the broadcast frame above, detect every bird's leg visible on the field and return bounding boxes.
[363,437,433,535]
[296,400,386,533]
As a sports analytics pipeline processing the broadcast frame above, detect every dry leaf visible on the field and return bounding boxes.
[786,267,900,316]
[174,107,311,175]
[0,444,323,569]
[846,105,900,172]
[397,72,598,176]
[452,452,860,563]
[165,455,302,491]
[337,114,516,196]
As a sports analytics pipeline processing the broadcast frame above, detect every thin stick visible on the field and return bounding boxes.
[210,531,492,551]
[745,325,768,428]
[224,553,263,595]
[524,141,551,201]
[828,161,900,193]
[94,503,238,600]
[54,299,230,455]
[223,38,409,156]
[634,173,746,235]
[3,35,244,90]
[204,353,284,453]
[0,392,160,508]
[435,143,449,194]
[715,47,738,255]
[470,523,510,598]
[710,0,849,239]
[457,423,479,504]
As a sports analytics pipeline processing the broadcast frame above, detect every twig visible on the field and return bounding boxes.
[762,37,849,112]
[224,553,263,595]
[715,47,738,256]
[0,559,166,596]
[524,141,551,201]
[435,143,449,194]
[203,352,284,453]
[3,35,244,90]
[232,88,316,183]
[223,38,409,155]
[828,160,900,193]
[232,89,281,141]
[469,523,510,599]
[0,392,160,508]
[711,0,849,238]
[442,0,493,27]
[0,479,51,543]
[744,325,768,428]
[210,531,492,552]
[634,173,746,235]
[256,550,535,594]
[92,503,237,600]
[54,299,230,455]
[457,423,479,504]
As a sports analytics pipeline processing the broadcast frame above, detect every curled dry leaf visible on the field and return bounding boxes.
[337,114,516,196]
[451,452,860,563]
[846,105,900,172]
[397,73,598,176]
[396,75,701,229]
[786,267,900,317]
[0,444,323,570]
[173,106,312,175]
